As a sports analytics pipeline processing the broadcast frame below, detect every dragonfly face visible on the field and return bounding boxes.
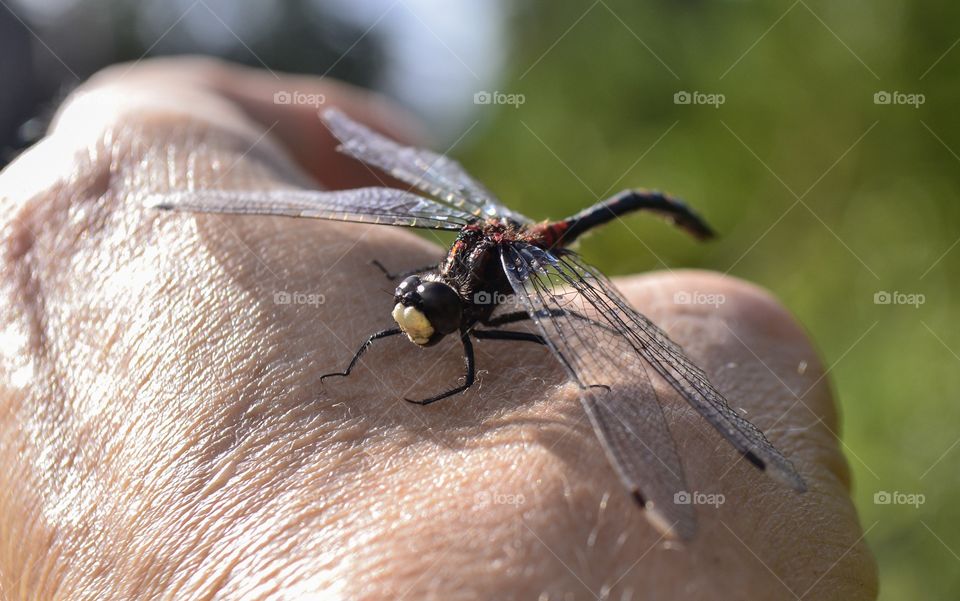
[391,274,463,346]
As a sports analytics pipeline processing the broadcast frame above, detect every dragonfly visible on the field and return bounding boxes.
[145,108,806,540]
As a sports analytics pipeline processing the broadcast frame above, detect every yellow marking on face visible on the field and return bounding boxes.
[392,303,434,345]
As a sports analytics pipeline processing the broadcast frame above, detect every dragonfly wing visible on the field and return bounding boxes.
[323,108,532,224]
[500,243,695,539]
[144,187,472,230]
[503,244,806,495]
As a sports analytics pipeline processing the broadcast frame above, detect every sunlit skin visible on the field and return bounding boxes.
[0,58,877,600]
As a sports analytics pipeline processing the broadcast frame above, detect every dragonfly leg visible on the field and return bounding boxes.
[472,329,546,345]
[320,327,402,382]
[405,331,475,405]
[371,259,438,281]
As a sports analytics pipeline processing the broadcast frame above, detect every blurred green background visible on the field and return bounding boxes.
[3,0,957,598]
[469,3,957,599]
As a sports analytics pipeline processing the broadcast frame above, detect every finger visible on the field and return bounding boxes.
[79,56,421,189]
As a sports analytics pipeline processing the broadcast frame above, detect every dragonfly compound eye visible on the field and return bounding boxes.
[417,282,462,335]
[395,275,422,300]
[391,279,461,345]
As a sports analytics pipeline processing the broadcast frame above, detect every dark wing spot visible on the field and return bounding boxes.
[743,450,766,470]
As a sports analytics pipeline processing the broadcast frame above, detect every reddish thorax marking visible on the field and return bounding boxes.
[528,220,572,249]
[440,218,572,282]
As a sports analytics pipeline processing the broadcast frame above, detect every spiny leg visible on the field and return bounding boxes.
[371,259,438,281]
[558,189,715,245]
[405,331,475,405]
[472,329,546,345]
[320,327,402,382]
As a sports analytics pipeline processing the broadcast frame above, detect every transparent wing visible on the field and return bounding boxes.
[144,187,472,230]
[501,244,807,537]
[323,108,531,224]
[500,244,695,539]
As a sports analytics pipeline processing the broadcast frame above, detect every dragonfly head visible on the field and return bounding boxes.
[391,275,462,346]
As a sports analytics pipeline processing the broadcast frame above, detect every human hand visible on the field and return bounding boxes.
[0,58,877,600]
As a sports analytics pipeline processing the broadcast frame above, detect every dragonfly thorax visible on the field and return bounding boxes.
[392,275,462,346]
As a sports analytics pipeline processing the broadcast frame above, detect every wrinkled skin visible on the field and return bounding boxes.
[0,58,877,600]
